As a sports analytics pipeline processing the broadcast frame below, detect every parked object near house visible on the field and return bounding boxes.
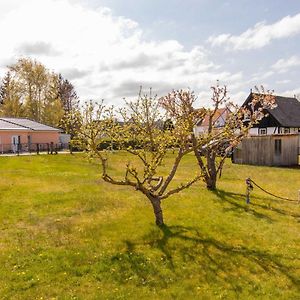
[0,117,61,154]
[59,133,71,144]
[194,107,230,136]
[243,93,300,135]
[232,134,299,166]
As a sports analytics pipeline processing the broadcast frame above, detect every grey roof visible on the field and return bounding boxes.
[244,93,300,127]
[266,96,300,127]
[0,119,28,130]
[0,118,60,131]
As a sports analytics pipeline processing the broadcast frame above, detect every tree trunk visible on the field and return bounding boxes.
[149,196,164,226]
[206,152,217,190]
[206,174,217,190]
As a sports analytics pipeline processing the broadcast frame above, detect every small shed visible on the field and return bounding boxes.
[233,134,300,166]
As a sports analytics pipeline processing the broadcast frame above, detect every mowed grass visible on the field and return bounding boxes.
[0,153,300,299]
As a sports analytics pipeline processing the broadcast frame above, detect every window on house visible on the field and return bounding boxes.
[258,128,267,135]
[279,127,290,134]
[275,139,281,155]
[243,113,250,122]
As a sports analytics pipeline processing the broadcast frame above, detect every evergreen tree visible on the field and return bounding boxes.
[57,74,79,113]
[57,74,80,134]
[0,71,24,117]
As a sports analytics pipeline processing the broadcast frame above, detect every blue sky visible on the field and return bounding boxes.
[0,0,299,106]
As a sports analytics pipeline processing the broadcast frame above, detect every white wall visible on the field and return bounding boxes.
[249,127,300,136]
[249,127,278,135]
[194,125,207,136]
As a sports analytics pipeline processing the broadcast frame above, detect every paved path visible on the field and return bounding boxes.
[0,151,72,157]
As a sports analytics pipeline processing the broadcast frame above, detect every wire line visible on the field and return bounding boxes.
[249,178,299,203]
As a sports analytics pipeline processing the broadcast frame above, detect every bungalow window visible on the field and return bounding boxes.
[258,128,267,135]
[274,139,281,155]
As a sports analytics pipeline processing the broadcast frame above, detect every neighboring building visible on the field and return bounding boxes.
[243,93,300,135]
[194,107,230,136]
[0,118,61,153]
[232,93,300,167]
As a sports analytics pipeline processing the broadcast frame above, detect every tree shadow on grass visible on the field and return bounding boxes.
[213,189,300,222]
[108,225,300,296]
[250,201,300,221]
[212,189,273,222]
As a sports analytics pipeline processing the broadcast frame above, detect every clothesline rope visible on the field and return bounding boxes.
[246,177,299,204]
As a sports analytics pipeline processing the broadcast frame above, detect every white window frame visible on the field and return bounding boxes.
[258,128,267,135]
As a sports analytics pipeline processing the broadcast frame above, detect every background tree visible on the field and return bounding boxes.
[57,74,79,113]
[0,71,23,117]
[160,85,276,190]
[9,58,49,122]
[0,58,78,129]
[42,73,64,127]
[73,92,202,226]
[57,74,80,135]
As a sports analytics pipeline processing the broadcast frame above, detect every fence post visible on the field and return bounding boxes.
[36,143,40,155]
[17,143,20,156]
[47,143,50,154]
[245,178,253,204]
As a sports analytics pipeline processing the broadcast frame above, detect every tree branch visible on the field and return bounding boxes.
[158,147,191,196]
[160,174,202,200]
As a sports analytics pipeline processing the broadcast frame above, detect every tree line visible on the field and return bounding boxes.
[0,58,79,132]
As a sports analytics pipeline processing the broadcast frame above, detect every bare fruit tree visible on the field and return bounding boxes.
[160,85,276,190]
[74,92,202,226]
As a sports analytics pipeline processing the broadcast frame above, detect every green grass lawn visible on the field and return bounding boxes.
[0,153,300,299]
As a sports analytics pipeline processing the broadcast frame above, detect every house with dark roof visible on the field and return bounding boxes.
[232,93,300,166]
[243,93,300,135]
[0,118,61,153]
[194,107,230,136]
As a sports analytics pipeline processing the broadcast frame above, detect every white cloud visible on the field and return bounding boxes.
[272,56,300,73]
[281,88,300,98]
[208,13,300,50]
[0,0,244,106]
[276,79,291,84]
